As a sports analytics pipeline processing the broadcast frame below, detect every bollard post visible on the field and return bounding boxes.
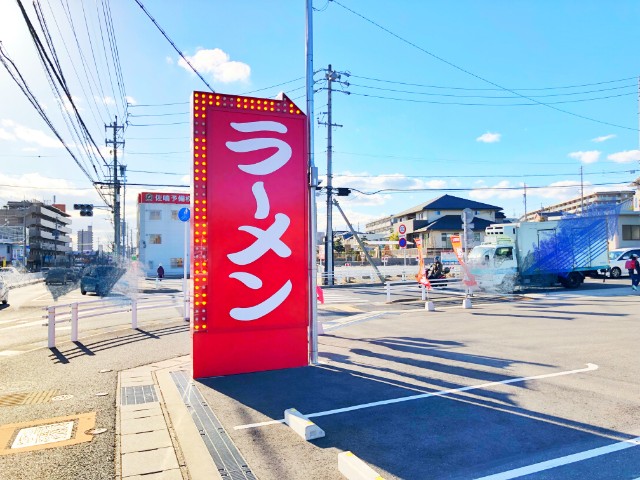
[131,298,138,329]
[421,284,426,301]
[385,282,391,303]
[47,306,56,348]
[71,303,79,342]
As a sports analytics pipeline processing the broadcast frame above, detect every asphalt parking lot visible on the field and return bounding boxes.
[192,283,640,479]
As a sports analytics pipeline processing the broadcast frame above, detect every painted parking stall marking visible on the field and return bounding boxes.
[234,363,598,430]
[474,435,640,480]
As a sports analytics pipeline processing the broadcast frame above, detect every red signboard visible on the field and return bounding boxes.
[191,91,309,378]
[138,192,190,204]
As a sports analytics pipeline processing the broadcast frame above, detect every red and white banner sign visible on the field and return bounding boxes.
[138,192,190,204]
[450,234,477,287]
[414,238,431,289]
[191,91,309,378]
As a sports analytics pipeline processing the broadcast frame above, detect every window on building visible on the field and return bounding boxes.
[149,210,161,221]
[170,257,184,268]
[171,210,179,221]
[149,234,162,244]
[473,232,481,242]
[436,211,441,215]
[622,225,640,241]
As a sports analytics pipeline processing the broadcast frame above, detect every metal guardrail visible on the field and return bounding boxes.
[44,293,187,348]
[384,277,464,303]
[318,265,462,285]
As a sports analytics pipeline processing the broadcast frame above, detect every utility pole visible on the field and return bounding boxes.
[120,164,127,258]
[106,117,124,259]
[580,166,584,214]
[318,64,349,285]
[523,183,527,220]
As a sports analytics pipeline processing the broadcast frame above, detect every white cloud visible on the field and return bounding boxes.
[607,150,640,163]
[178,48,251,83]
[533,180,583,199]
[165,56,174,65]
[591,134,616,143]
[476,132,501,143]
[469,180,522,200]
[125,96,137,106]
[102,96,116,106]
[0,128,16,141]
[0,119,62,148]
[568,150,600,164]
[0,172,88,201]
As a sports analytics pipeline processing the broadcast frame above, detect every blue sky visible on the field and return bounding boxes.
[1,0,639,248]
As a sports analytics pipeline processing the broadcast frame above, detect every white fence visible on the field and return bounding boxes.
[384,277,465,303]
[44,293,187,348]
[319,264,462,285]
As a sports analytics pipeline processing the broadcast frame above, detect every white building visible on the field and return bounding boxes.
[76,225,93,252]
[137,192,190,277]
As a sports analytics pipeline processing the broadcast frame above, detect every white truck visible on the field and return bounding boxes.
[467,217,609,291]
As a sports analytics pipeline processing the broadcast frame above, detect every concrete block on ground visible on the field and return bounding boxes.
[338,451,385,480]
[121,429,173,454]
[121,446,179,477]
[284,408,325,441]
[425,301,435,311]
[462,297,472,309]
[120,415,167,435]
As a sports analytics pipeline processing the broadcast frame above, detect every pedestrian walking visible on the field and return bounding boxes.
[157,264,165,282]
[633,255,640,291]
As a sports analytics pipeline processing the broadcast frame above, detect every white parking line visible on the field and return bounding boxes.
[474,436,640,479]
[234,363,598,430]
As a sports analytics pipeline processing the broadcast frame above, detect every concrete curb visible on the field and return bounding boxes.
[155,361,222,480]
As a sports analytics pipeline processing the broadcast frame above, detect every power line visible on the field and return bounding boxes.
[132,0,215,92]
[329,0,639,132]
[347,181,630,196]
[349,74,639,92]
[128,121,190,126]
[348,89,635,106]
[333,168,638,179]
[347,81,636,99]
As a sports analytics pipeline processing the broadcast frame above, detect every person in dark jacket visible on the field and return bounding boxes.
[157,264,165,281]
[633,255,640,291]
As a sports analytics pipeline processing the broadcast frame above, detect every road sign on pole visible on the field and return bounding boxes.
[399,237,407,248]
[398,224,407,235]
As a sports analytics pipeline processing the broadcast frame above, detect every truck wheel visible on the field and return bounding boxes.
[560,272,583,288]
[81,289,86,295]
[610,267,622,279]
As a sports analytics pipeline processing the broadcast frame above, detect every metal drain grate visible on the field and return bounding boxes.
[171,371,256,480]
[0,390,59,407]
[120,385,158,405]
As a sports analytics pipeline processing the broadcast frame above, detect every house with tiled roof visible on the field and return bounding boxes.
[365,194,506,252]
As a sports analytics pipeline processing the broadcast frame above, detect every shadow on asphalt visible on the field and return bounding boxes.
[44,281,79,301]
[48,324,188,363]
[195,344,637,480]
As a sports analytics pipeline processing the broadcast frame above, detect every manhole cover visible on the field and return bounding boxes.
[11,421,74,449]
[51,395,74,402]
[0,390,58,407]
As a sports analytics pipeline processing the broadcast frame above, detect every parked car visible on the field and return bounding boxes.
[603,247,640,278]
[45,268,72,285]
[0,278,8,304]
[80,266,125,296]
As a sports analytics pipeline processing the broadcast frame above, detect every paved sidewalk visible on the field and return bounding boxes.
[116,356,222,480]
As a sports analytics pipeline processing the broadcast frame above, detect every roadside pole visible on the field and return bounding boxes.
[178,207,191,322]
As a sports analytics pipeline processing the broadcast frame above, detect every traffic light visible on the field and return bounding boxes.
[336,188,351,196]
[73,204,94,217]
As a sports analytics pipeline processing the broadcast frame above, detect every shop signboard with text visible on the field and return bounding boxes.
[191,91,309,378]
